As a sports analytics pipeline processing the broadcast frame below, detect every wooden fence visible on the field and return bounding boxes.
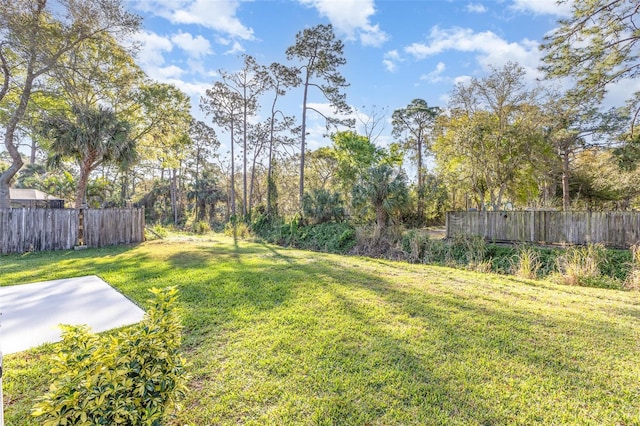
[0,208,145,254]
[446,211,640,248]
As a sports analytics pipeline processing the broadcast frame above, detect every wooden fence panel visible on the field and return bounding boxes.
[0,208,144,254]
[446,210,640,248]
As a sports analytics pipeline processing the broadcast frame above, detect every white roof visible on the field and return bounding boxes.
[9,188,64,201]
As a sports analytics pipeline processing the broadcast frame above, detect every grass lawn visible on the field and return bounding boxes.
[1,235,639,425]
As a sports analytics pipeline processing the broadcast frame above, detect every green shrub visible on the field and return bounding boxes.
[191,220,211,235]
[401,230,430,263]
[448,234,486,266]
[296,222,356,254]
[147,224,168,239]
[32,287,188,426]
[224,220,251,239]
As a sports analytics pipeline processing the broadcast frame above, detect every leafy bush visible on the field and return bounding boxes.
[297,222,356,254]
[191,220,211,235]
[401,230,430,263]
[32,287,188,426]
[151,224,168,239]
[224,220,251,239]
[448,234,487,266]
[251,212,355,254]
[302,189,346,224]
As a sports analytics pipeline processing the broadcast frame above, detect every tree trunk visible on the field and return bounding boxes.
[76,165,91,209]
[171,168,178,225]
[562,147,571,211]
[417,136,424,223]
[299,70,311,210]
[242,93,248,219]
[375,204,386,239]
[230,118,236,218]
[0,71,35,208]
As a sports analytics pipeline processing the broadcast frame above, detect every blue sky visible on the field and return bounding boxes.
[125,0,579,153]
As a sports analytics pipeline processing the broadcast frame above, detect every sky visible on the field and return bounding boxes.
[124,0,599,155]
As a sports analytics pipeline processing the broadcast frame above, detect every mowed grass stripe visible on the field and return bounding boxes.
[1,236,639,425]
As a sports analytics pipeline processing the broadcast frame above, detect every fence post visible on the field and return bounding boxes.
[77,208,85,247]
[445,212,450,239]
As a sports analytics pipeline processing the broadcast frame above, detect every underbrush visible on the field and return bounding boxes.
[398,231,633,290]
[250,213,356,254]
[247,214,635,290]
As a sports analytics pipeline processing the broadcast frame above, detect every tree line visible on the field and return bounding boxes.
[1,0,639,235]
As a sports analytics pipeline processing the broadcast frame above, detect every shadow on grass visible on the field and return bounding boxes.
[4,238,639,425]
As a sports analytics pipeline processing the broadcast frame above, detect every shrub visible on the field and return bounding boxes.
[191,220,211,235]
[554,243,607,287]
[511,245,542,279]
[448,234,486,266]
[401,230,429,263]
[150,224,168,239]
[224,220,251,239]
[297,222,356,254]
[32,287,188,426]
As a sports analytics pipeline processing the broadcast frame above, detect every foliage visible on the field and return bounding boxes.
[511,245,542,279]
[0,0,141,208]
[151,224,168,239]
[224,220,251,239]
[392,99,440,223]
[252,212,355,254]
[4,238,640,425]
[553,243,613,288]
[623,243,640,291]
[436,63,546,210]
[351,163,409,235]
[190,220,212,235]
[41,104,135,208]
[286,23,353,205]
[540,0,640,110]
[330,130,385,191]
[31,287,188,425]
[302,188,346,224]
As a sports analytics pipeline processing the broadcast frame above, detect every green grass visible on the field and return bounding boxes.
[2,235,640,425]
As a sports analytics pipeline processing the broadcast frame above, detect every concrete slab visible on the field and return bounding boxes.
[0,276,145,355]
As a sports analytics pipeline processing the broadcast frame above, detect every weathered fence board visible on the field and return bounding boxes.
[0,208,144,254]
[446,211,640,248]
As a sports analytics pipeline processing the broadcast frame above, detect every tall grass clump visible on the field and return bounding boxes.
[623,243,640,291]
[554,243,609,287]
[511,245,541,279]
[448,234,488,271]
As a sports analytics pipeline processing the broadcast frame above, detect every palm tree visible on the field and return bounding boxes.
[42,105,135,208]
[352,164,408,238]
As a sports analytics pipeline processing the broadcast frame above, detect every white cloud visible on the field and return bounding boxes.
[298,0,389,47]
[420,62,447,83]
[149,65,186,80]
[404,26,543,81]
[131,0,254,40]
[510,0,573,17]
[383,49,402,72]
[130,30,173,67]
[164,79,211,98]
[171,31,213,58]
[225,41,245,55]
[465,3,487,13]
